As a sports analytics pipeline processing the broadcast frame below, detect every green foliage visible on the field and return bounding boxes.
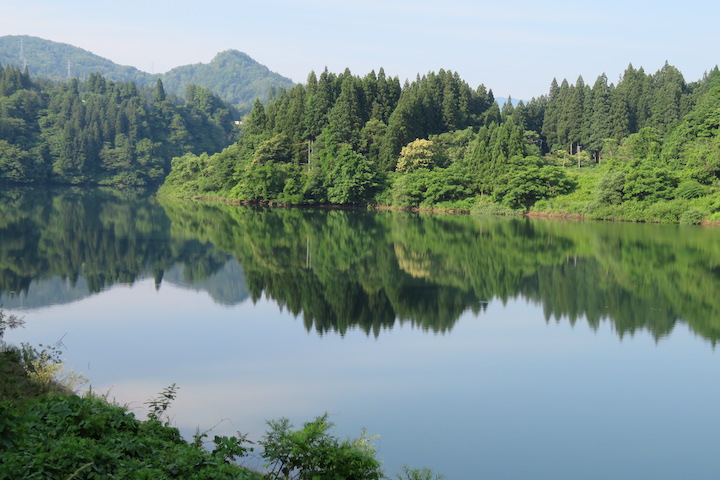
[0,35,153,85]
[2,55,716,221]
[210,434,255,463]
[0,392,262,480]
[145,383,179,426]
[156,59,720,221]
[260,413,384,480]
[0,67,236,186]
[232,159,302,203]
[396,465,445,480]
[616,127,662,162]
[0,335,261,480]
[388,166,472,208]
[594,170,626,205]
[492,156,574,209]
[621,163,679,202]
[160,49,294,115]
[679,207,706,225]
[0,36,292,115]
[675,179,710,199]
[470,197,523,216]
[325,145,380,204]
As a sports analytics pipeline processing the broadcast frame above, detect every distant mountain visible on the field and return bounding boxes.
[161,50,295,114]
[495,96,523,108]
[0,35,154,84]
[0,35,294,114]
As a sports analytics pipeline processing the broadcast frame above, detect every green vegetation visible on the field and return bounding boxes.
[161,63,720,224]
[5,40,720,222]
[1,313,261,479]
[160,50,294,116]
[0,66,234,185]
[0,35,153,85]
[260,414,383,480]
[0,35,294,115]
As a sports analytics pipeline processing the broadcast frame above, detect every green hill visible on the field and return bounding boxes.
[0,35,294,114]
[161,49,295,114]
[0,35,153,84]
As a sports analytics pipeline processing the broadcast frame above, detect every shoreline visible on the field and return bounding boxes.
[161,192,720,226]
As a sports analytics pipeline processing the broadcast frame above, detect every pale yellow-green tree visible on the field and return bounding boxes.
[396,138,436,172]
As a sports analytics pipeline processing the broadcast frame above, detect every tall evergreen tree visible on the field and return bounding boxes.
[587,74,613,160]
[541,78,561,150]
[324,76,363,149]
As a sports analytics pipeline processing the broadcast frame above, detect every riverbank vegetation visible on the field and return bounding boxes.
[159,64,720,224]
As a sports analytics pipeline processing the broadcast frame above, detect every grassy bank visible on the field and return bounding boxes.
[0,321,263,479]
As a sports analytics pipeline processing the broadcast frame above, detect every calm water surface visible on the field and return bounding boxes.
[2,187,720,479]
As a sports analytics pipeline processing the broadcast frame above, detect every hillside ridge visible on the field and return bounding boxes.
[0,35,294,114]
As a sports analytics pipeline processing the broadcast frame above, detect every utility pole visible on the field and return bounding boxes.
[296,140,313,170]
[577,144,582,168]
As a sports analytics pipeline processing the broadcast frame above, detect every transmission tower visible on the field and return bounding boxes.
[19,37,28,69]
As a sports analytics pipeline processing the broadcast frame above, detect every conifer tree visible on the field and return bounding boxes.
[587,74,613,160]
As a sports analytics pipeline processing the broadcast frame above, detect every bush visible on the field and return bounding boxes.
[680,207,706,225]
[675,180,709,199]
[260,413,384,480]
[0,392,261,480]
[493,158,574,209]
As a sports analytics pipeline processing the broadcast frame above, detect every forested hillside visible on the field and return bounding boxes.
[0,36,294,115]
[0,66,235,185]
[0,36,154,85]
[160,50,294,115]
[161,63,720,224]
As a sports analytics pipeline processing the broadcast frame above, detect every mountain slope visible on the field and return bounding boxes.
[0,35,294,114]
[161,50,294,113]
[0,35,153,84]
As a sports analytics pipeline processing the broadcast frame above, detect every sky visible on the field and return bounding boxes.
[2,0,719,100]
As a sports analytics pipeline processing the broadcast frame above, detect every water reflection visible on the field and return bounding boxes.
[2,187,720,343]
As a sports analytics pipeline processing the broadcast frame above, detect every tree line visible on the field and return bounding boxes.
[4,59,720,223]
[161,62,720,223]
[0,65,236,185]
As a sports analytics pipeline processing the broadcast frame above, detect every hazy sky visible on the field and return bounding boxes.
[2,0,718,99]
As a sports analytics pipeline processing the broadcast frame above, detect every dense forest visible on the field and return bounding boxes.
[0,36,295,114]
[160,63,720,224]
[0,35,151,84]
[0,65,235,185]
[3,55,720,223]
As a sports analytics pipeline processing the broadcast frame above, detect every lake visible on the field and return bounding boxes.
[2,186,720,479]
